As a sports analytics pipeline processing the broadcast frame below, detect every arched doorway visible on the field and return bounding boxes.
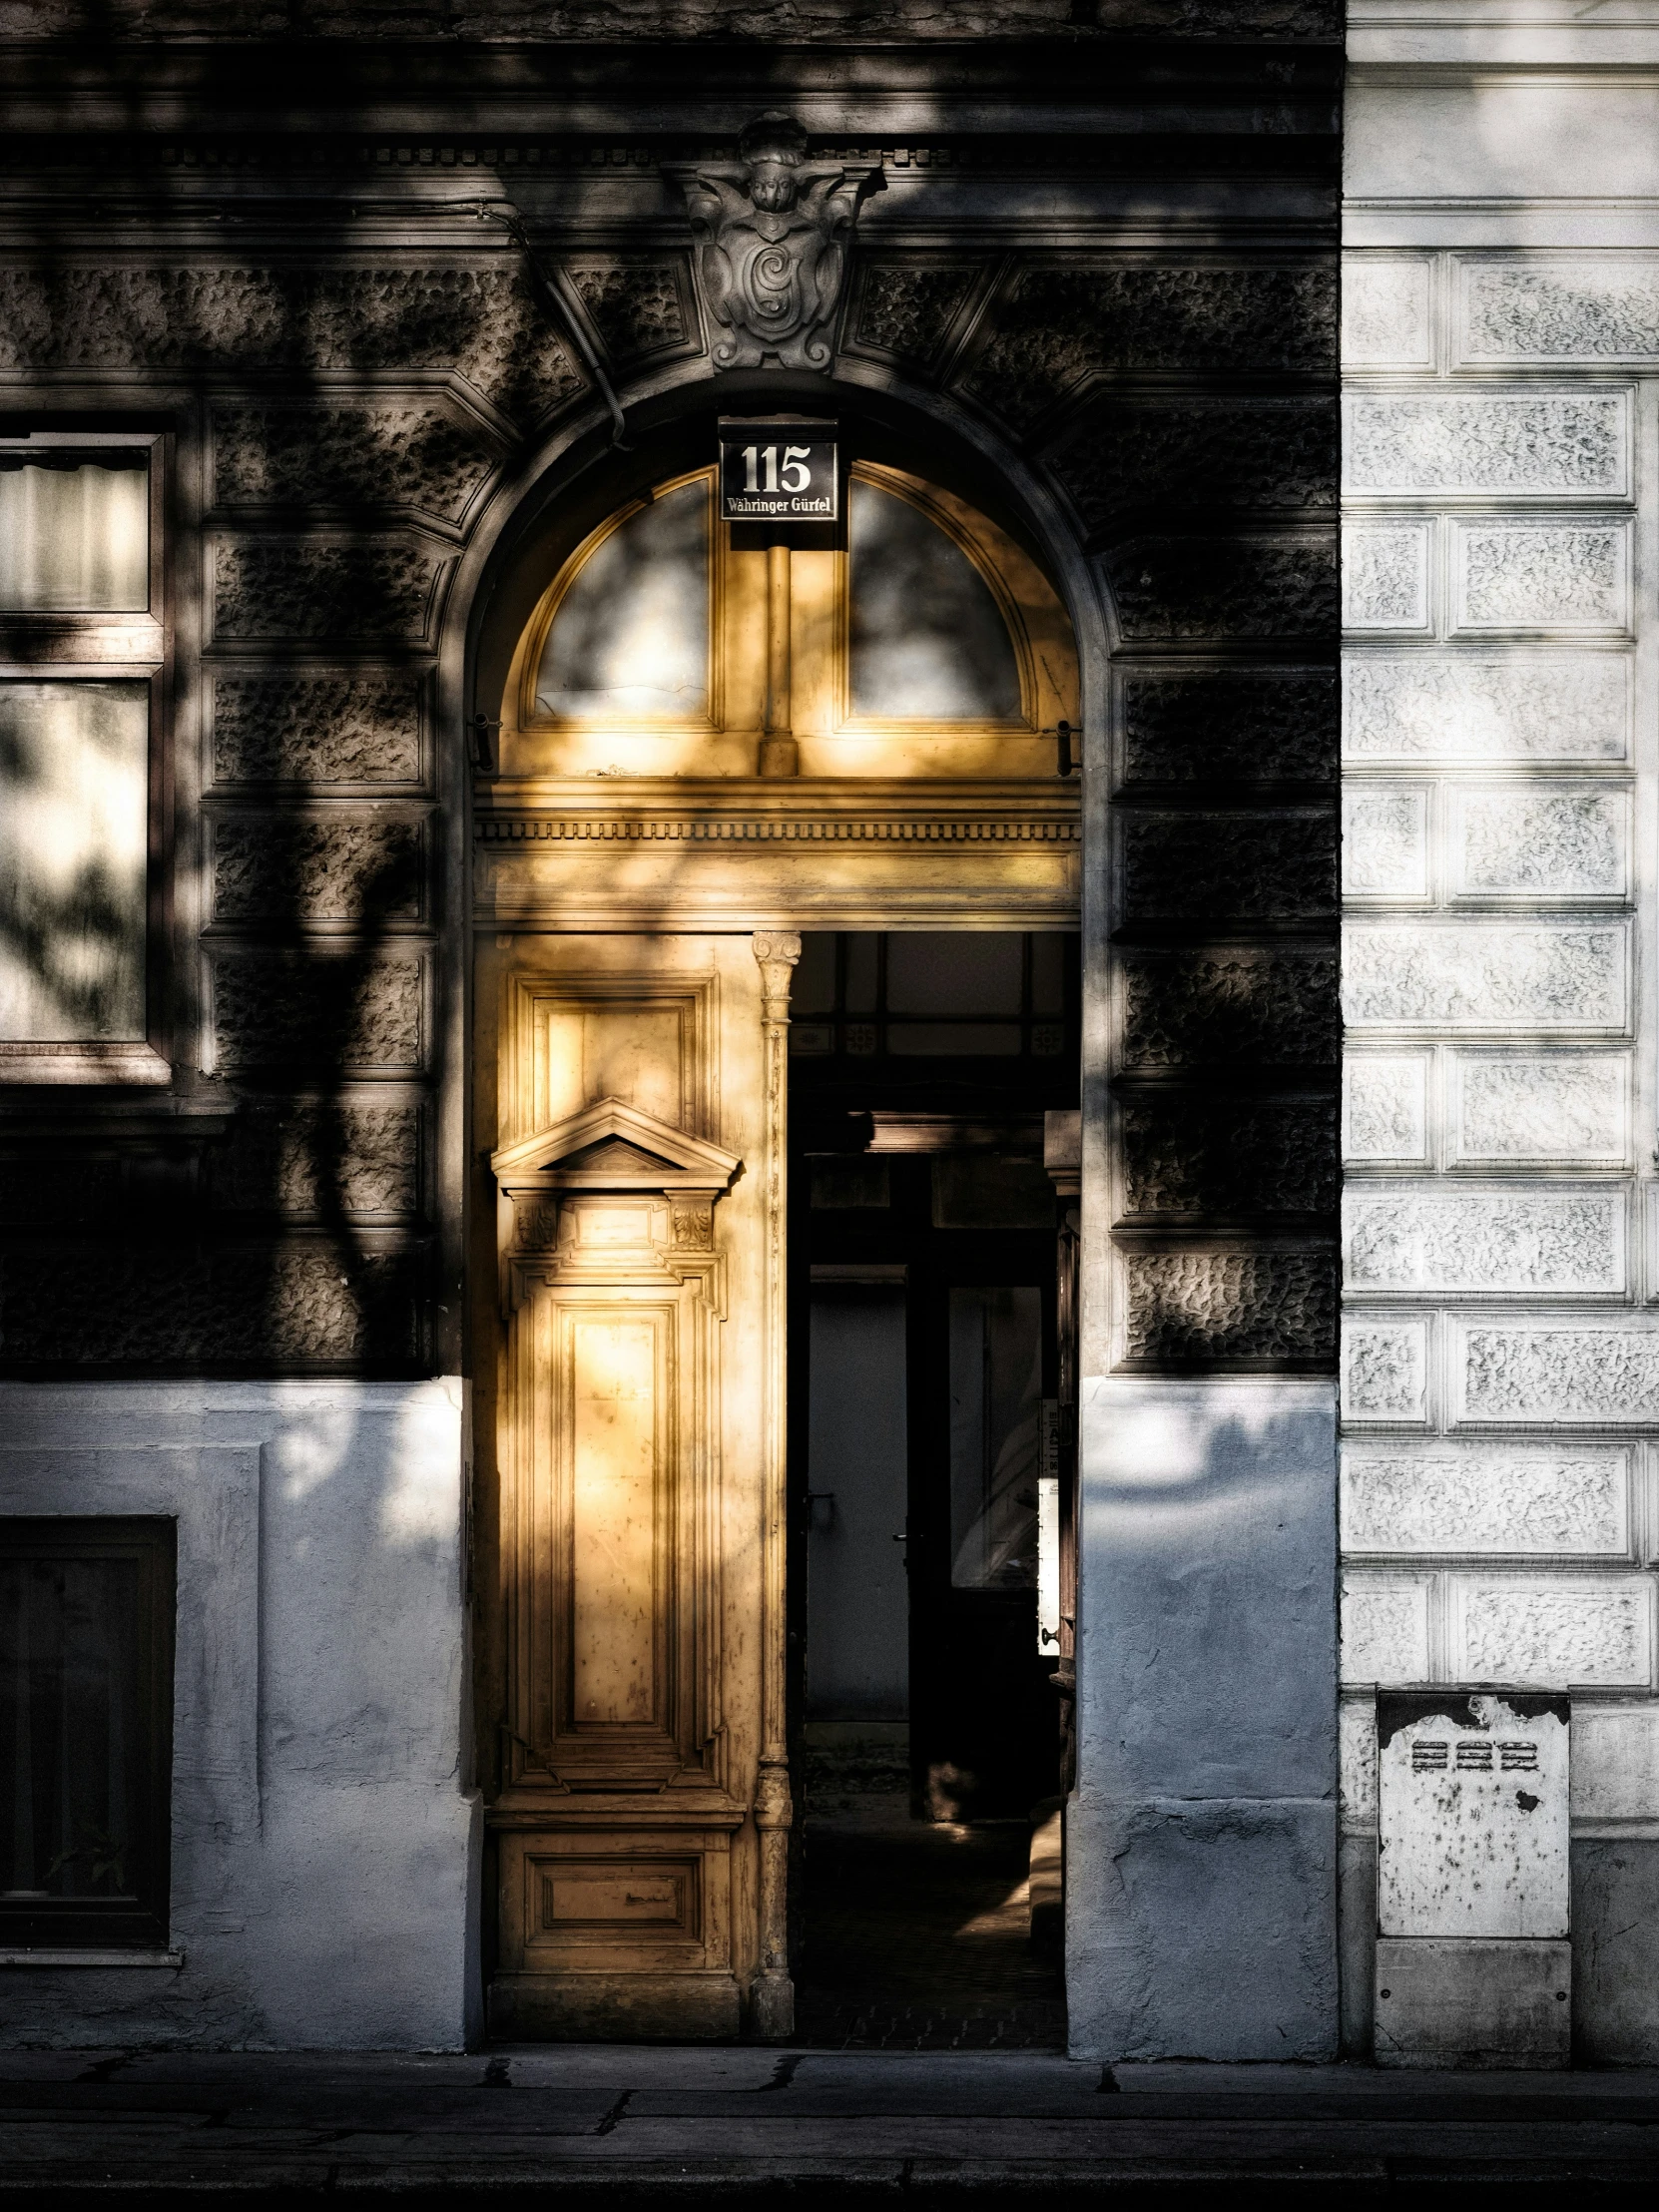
[470,422,1081,2041]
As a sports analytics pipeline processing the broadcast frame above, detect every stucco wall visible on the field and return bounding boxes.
[0,1382,478,2049]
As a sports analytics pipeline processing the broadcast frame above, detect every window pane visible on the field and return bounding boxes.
[886,932,1022,1015]
[1031,934,1067,1016]
[793,931,837,1014]
[888,1022,1021,1057]
[0,455,149,611]
[535,478,710,720]
[0,682,149,1041]
[849,479,1022,721]
[0,1557,145,1903]
[948,1287,1043,1591]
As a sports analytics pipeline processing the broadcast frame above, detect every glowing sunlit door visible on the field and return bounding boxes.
[479,448,1078,2041]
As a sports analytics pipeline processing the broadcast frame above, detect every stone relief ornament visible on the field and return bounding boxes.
[670,115,881,371]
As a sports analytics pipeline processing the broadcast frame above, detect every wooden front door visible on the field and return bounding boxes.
[473,438,1079,2040]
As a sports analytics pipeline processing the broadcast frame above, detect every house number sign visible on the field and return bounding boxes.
[719,417,837,521]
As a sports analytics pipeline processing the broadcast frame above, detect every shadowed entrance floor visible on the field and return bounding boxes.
[793,1807,1065,2050]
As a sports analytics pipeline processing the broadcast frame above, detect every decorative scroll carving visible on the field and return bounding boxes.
[669,115,880,371]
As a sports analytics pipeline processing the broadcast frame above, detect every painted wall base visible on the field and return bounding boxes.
[1068,1380,1339,2060]
[0,1382,479,2051]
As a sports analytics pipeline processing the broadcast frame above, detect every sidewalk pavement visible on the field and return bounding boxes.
[3,2045,1659,2201]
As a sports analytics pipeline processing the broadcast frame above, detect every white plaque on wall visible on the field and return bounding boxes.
[1378,1692,1569,1939]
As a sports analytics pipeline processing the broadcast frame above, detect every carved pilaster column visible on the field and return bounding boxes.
[751,928,801,2039]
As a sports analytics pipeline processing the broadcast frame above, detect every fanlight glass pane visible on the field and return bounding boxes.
[0,682,149,1041]
[849,479,1021,722]
[535,478,710,720]
[0,455,149,611]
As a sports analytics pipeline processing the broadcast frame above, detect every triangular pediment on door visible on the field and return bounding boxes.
[490,1095,742,1195]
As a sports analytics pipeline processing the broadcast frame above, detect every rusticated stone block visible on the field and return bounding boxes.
[1122,811,1337,922]
[1343,524,1428,630]
[849,263,980,365]
[0,1241,423,1368]
[1121,1096,1337,1218]
[1342,257,1432,368]
[961,263,1336,431]
[1106,533,1338,642]
[1123,949,1340,1069]
[1462,261,1659,362]
[213,538,446,644]
[1121,1245,1337,1367]
[209,1101,422,1217]
[1049,397,1336,531]
[1344,1055,1429,1163]
[1344,1187,1625,1296]
[1343,789,1427,898]
[212,674,422,786]
[1455,788,1626,898]
[1121,669,1337,786]
[1450,1053,1627,1165]
[210,949,424,1073]
[1340,1572,1431,1683]
[1344,922,1627,1032]
[1343,655,1628,765]
[1451,1577,1653,1688]
[1343,1446,1629,1556]
[212,403,499,525]
[1344,393,1628,497]
[1456,524,1628,631]
[566,259,692,357]
[0,1157,122,1228]
[0,265,583,421]
[212,817,424,923]
[1342,1320,1428,1423]
[1460,1322,1659,1425]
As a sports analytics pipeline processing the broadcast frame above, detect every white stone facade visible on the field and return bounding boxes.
[1345,0,1659,2062]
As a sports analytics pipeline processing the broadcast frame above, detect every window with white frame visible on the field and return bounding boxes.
[0,438,165,1082]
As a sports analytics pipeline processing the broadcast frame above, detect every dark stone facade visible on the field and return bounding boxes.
[0,11,1338,1375]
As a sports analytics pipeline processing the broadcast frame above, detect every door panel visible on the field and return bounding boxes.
[479,931,783,2040]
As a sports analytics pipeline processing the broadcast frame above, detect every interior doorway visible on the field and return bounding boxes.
[788,927,1079,2048]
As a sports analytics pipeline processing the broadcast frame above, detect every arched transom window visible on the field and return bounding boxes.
[500,460,1076,780]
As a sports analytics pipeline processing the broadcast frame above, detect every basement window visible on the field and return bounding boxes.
[0,1519,175,1950]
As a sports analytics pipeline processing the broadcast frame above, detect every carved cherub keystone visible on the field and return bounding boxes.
[670,114,882,372]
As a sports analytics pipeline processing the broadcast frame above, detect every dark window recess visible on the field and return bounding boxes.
[0,1518,175,1949]
[790,932,1074,1060]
